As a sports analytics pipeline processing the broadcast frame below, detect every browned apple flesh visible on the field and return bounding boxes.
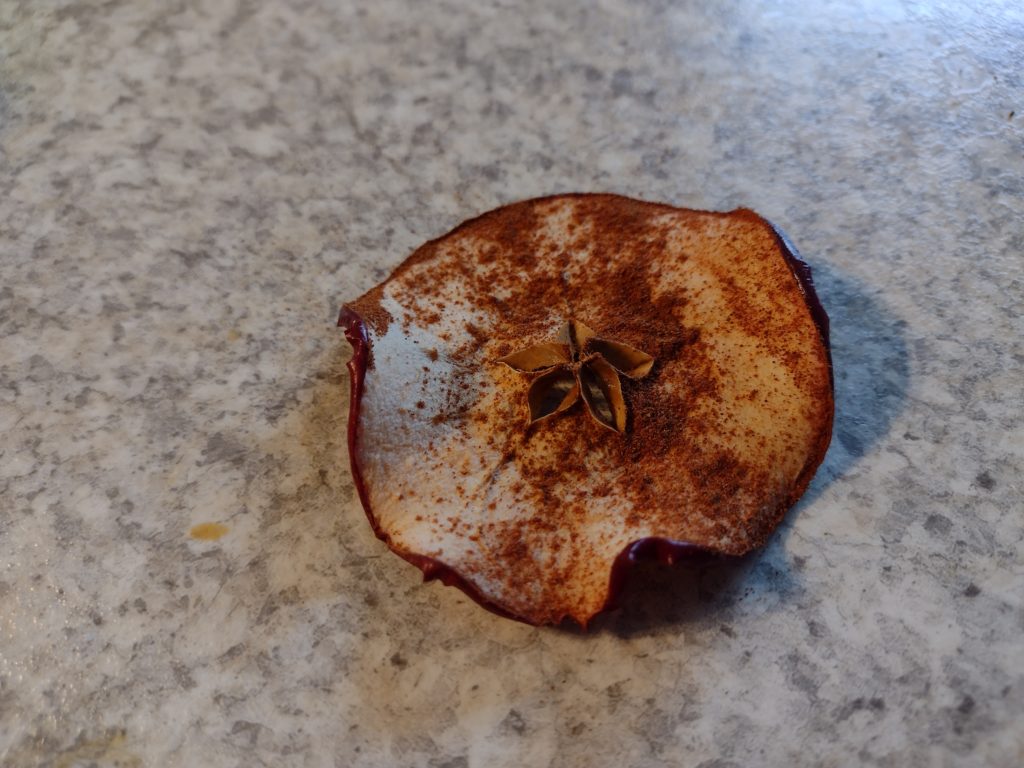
[341,194,833,627]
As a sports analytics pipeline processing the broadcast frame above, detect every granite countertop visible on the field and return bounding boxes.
[2,1,1022,766]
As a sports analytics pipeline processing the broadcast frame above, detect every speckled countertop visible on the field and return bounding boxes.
[1,1,1022,766]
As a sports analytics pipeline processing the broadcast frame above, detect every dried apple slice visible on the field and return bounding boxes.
[340,194,833,627]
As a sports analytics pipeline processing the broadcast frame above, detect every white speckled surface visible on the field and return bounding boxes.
[1,1,1022,766]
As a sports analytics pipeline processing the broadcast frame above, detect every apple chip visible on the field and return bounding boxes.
[340,194,833,626]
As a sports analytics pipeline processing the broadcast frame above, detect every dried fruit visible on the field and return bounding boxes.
[340,194,833,627]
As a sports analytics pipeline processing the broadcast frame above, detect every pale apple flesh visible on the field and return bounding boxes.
[340,194,833,627]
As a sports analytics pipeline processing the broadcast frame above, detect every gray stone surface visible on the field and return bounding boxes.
[1,1,1022,766]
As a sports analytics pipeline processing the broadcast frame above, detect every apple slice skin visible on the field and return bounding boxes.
[338,195,834,628]
[770,221,833,383]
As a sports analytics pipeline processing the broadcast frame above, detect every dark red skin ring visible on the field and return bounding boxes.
[338,207,833,629]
